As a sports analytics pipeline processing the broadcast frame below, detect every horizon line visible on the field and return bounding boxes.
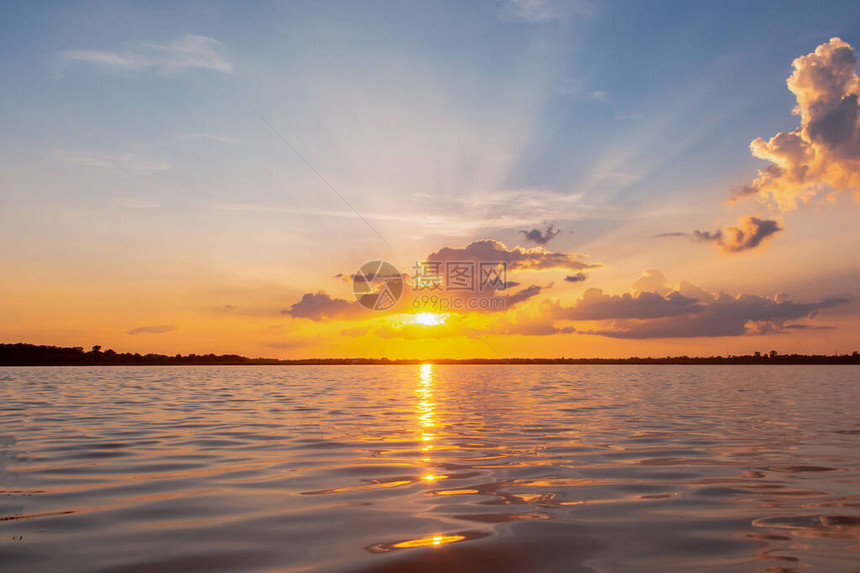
[1,342,858,366]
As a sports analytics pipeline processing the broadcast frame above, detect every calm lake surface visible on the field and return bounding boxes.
[0,365,858,572]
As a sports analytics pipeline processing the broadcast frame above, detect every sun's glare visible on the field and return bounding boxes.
[413,312,446,326]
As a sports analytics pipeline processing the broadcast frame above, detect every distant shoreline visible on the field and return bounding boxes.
[1,343,858,366]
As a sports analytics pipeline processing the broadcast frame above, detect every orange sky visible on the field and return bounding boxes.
[1,7,859,359]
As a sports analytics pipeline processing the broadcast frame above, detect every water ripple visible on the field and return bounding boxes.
[0,364,858,572]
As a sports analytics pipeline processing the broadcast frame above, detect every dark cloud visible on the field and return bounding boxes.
[564,272,588,283]
[548,288,701,320]
[520,222,560,245]
[128,324,177,335]
[584,294,848,339]
[504,284,548,307]
[282,292,362,321]
[426,239,599,273]
[693,217,782,253]
[655,232,688,238]
[498,270,850,339]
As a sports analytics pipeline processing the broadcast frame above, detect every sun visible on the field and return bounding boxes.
[413,313,446,326]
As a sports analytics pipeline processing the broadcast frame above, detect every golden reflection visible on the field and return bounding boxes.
[432,489,480,496]
[392,534,466,549]
[416,364,437,483]
[366,531,491,553]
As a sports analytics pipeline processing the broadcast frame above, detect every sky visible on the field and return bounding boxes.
[1,0,860,359]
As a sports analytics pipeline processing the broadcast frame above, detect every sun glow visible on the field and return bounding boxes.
[412,312,446,326]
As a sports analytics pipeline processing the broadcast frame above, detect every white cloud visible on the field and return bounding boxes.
[177,132,239,144]
[735,38,860,210]
[54,149,169,173]
[498,0,595,23]
[109,197,162,209]
[59,34,232,76]
[555,78,608,100]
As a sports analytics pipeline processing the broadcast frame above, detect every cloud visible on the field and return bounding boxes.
[487,311,577,336]
[59,34,232,76]
[549,287,701,320]
[555,78,608,101]
[109,197,162,209]
[295,239,595,323]
[734,38,860,210]
[585,293,847,339]
[372,314,472,340]
[504,284,549,307]
[520,222,560,245]
[693,216,782,253]
[282,292,363,321]
[176,132,238,144]
[54,149,169,173]
[654,231,688,238]
[128,324,176,335]
[340,326,371,337]
[498,0,595,23]
[564,272,588,282]
[511,270,849,339]
[630,269,672,296]
[426,239,600,273]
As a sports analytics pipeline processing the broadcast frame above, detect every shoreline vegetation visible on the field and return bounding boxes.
[1,343,858,366]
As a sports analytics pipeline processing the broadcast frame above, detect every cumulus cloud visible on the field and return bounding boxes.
[693,217,782,253]
[426,239,599,273]
[520,222,560,245]
[735,38,860,210]
[128,324,176,335]
[630,269,672,296]
[59,34,232,76]
[282,292,362,321]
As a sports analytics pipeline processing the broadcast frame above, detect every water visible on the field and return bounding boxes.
[1,365,858,572]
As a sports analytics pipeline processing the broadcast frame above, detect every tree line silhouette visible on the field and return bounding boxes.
[0,343,858,366]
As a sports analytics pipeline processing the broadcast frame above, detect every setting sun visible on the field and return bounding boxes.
[412,313,447,326]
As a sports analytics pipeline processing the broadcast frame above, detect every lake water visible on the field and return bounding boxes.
[0,365,858,572]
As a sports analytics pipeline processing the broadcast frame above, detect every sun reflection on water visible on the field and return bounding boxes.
[417,364,437,482]
[392,534,466,548]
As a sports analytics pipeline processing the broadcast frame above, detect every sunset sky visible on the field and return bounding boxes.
[2,0,860,359]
